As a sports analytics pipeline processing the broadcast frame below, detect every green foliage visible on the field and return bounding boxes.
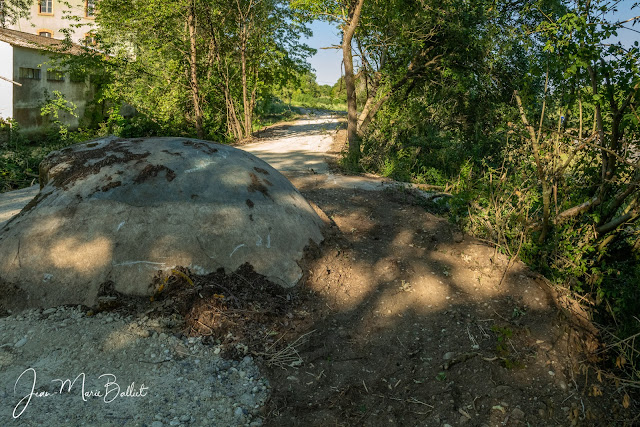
[0,118,22,148]
[276,71,346,110]
[491,325,513,355]
[0,0,32,26]
[360,100,481,187]
[491,325,524,369]
[253,96,304,129]
[351,0,639,377]
[354,0,527,185]
[94,0,314,140]
[0,119,72,192]
[40,91,79,141]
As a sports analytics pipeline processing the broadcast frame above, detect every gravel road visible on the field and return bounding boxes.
[0,307,268,426]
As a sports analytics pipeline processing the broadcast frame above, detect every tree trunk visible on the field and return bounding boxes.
[514,91,552,242]
[224,77,244,140]
[342,0,365,163]
[240,27,251,139]
[202,12,243,141]
[187,3,204,139]
[587,65,608,192]
[358,91,389,132]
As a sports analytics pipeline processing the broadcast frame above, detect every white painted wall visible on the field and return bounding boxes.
[0,41,14,121]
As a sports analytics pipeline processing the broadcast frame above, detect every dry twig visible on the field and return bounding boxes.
[258,330,316,369]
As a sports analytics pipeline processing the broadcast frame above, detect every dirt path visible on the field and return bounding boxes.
[242,114,338,174]
[239,113,634,426]
[242,113,405,193]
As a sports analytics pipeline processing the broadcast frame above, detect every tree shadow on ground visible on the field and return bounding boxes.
[244,185,636,427]
[250,113,342,142]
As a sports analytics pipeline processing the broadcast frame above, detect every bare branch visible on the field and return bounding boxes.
[556,195,602,223]
[596,204,640,234]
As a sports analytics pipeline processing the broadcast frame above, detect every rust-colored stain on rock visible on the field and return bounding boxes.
[40,139,150,190]
[161,149,182,157]
[182,140,219,155]
[100,181,122,192]
[247,172,271,199]
[134,164,176,184]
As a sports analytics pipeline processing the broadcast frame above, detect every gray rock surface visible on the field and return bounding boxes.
[0,136,324,308]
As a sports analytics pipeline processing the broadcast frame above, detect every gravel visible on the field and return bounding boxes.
[0,306,269,426]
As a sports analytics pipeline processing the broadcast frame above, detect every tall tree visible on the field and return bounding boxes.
[97,0,210,135]
[290,0,366,162]
[186,0,204,138]
[210,0,313,139]
[342,0,364,162]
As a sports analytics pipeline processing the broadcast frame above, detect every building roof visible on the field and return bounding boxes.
[0,28,85,55]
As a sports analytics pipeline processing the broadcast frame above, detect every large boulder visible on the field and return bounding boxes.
[0,136,325,308]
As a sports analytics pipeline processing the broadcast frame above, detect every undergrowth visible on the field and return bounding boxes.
[354,103,640,398]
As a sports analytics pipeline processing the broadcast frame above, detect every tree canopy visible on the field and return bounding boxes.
[91,0,314,139]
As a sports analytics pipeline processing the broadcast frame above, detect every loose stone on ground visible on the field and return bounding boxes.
[0,307,268,426]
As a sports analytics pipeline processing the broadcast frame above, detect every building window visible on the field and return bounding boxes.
[38,31,53,38]
[19,68,41,80]
[47,70,65,82]
[83,32,97,46]
[85,0,96,18]
[39,0,53,14]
